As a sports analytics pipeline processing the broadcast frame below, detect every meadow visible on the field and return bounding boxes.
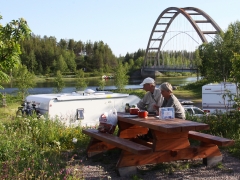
[0,85,240,179]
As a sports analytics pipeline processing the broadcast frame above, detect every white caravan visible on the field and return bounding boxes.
[25,89,140,127]
[202,82,237,114]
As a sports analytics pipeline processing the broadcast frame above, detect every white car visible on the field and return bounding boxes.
[183,105,209,117]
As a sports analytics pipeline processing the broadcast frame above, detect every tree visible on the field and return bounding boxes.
[75,69,88,91]
[54,70,65,93]
[226,21,240,84]
[198,21,240,83]
[56,55,68,73]
[134,57,144,69]
[0,15,31,88]
[198,32,232,83]
[114,63,128,91]
[20,50,37,73]
[58,39,68,50]
[97,79,106,91]
[13,65,36,100]
[64,50,76,72]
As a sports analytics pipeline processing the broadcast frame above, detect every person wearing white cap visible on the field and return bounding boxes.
[157,82,185,119]
[136,77,163,141]
[137,77,164,114]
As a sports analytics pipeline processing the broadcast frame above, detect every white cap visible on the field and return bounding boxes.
[140,77,155,86]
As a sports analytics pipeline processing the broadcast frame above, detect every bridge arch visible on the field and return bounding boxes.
[143,7,223,70]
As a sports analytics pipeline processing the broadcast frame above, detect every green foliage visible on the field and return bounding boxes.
[203,112,240,139]
[19,37,118,76]
[182,79,210,90]
[64,50,76,72]
[0,71,9,89]
[12,65,36,100]
[131,175,143,180]
[198,21,240,83]
[0,15,31,88]
[188,110,240,158]
[0,116,90,179]
[181,72,192,76]
[53,70,65,93]
[165,72,181,77]
[75,69,88,91]
[228,21,240,84]
[97,79,106,90]
[231,53,240,84]
[56,55,68,73]
[113,63,129,91]
[92,69,102,77]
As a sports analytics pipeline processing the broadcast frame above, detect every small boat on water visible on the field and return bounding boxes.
[25,89,140,127]
[102,75,114,79]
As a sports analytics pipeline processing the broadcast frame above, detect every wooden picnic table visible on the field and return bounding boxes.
[83,112,234,176]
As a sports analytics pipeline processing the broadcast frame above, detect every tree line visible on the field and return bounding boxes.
[19,35,197,76]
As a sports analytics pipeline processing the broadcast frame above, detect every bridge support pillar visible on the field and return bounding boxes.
[141,69,156,79]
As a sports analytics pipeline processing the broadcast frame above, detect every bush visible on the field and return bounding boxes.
[0,116,91,178]
[182,79,210,90]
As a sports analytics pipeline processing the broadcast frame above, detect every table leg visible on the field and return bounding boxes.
[85,137,116,157]
[117,121,148,139]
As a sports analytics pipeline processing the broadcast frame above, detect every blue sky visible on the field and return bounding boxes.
[1,0,239,56]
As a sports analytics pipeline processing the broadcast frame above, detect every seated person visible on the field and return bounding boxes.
[137,77,163,141]
[137,77,164,114]
[156,82,185,119]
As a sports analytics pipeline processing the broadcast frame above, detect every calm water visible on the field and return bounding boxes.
[1,76,200,94]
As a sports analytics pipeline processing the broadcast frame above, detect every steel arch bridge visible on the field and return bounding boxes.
[141,7,223,78]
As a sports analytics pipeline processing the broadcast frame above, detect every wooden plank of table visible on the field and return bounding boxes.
[83,129,153,154]
[117,113,209,133]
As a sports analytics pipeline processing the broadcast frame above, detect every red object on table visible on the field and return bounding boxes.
[129,108,139,115]
[138,110,148,118]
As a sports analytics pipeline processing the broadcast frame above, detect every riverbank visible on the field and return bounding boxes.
[174,89,202,108]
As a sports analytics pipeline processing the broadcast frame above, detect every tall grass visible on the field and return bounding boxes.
[0,114,91,179]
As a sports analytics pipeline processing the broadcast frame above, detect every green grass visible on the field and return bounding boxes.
[0,115,91,179]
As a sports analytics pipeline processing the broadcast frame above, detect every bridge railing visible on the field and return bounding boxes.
[143,65,197,69]
[142,65,198,73]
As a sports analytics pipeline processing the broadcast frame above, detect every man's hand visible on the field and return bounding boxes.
[153,104,160,112]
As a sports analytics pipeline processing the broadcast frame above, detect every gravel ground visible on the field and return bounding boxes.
[67,149,240,180]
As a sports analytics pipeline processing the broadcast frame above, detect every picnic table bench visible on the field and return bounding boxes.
[82,129,152,156]
[188,131,235,147]
[188,130,234,165]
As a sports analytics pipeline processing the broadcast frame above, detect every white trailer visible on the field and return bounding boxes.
[25,90,140,127]
[202,82,237,114]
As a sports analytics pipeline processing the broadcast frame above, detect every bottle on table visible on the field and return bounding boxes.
[125,103,130,113]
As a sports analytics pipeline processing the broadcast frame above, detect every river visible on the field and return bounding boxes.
[0,76,200,95]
